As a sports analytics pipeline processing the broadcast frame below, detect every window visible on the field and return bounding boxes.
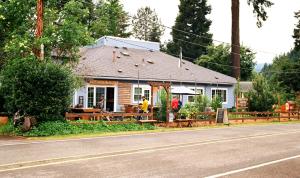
[87,87,106,108]
[88,87,94,108]
[190,88,204,95]
[133,85,151,103]
[211,89,227,103]
[134,87,142,102]
[188,95,195,103]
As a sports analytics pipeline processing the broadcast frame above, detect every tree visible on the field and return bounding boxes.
[231,0,273,79]
[0,0,93,65]
[0,56,77,122]
[132,6,164,42]
[166,0,212,62]
[262,51,300,94]
[196,44,256,81]
[247,74,276,112]
[90,0,131,38]
[293,10,300,50]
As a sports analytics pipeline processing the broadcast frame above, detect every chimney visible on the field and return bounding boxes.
[112,50,116,63]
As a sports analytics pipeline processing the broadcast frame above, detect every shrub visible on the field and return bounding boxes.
[247,74,276,112]
[194,95,210,112]
[20,121,156,137]
[211,96,222,112]
[178,103,197,118]
[157,89,167,121]
[0,57,77,122]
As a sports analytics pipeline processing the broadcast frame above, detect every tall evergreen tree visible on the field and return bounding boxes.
[132,6,164,42]
[231,0,273,79]
[293,10,300,51]
[90,0,130,38]
[166,0,212,62]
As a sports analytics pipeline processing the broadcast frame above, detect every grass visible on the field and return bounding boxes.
[2,119,300,140]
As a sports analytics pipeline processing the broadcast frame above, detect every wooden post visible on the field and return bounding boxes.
[150,85,154,120]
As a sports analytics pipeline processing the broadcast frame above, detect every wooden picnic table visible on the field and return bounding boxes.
[174,119,196,127]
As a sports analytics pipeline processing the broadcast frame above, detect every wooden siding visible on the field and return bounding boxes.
[118,82,132,105]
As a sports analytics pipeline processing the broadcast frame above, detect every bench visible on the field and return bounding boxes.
[174,119,196,127]
[65,112,153,121]
[138,120,158,125]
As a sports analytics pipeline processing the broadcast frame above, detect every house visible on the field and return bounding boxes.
[72,36,237,112]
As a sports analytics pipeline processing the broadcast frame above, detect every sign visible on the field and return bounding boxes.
[237,98,248,109]
[88,80,117,86]
[216,108,228,124]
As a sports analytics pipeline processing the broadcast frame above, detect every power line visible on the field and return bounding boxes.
[107,37,300,74]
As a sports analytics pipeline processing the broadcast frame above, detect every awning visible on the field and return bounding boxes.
[171,86,196,95]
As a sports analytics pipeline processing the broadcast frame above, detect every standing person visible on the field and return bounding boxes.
[141,96,149,113]
[97,95,105,111]
[172,96,179,119]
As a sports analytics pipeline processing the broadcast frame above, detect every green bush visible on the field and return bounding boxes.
[194,95,210,112]
[157,89,167,121]
[247,74,276,112]
[0,57,77,122]
[211,96,222,112]
[20,121,156,137]
[0,119,16,135]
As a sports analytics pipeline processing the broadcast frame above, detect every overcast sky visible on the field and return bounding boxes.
[120,0,300,64]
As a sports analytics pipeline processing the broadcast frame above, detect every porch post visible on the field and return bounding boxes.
[151,85,154,120]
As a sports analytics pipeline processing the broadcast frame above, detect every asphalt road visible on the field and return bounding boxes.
[1,123,300,177]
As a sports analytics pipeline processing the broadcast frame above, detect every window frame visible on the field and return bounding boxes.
[132,84,151,104]
[211,88,228,104]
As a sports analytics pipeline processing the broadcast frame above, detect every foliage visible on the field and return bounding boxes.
[0,57,77,122]
[247,74,276,111]
[0,119,16,136]
[196,44,256,81]
[0,0,94,65]
[293,10,300,51]
[247,0,274,27]
[211,96,222,112]
[166,0,212,62]
[90,0,131,38]
[261,50,300,94]
[178,103,197,118]
[132,6,164,42]
[18,121,155,137]
[178,95,211,119]
[194,95,210,112]
[157,89,167,121]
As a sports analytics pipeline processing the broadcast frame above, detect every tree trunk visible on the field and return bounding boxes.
[231,0,240,79]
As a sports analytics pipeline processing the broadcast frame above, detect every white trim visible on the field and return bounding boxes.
[188,86,205,95]
[132,84,152,104]
[85,84,117,110]
[211,88,228,104]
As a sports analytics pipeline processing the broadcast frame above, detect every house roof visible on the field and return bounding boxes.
[74,45,237,85]
[239,81,253,92]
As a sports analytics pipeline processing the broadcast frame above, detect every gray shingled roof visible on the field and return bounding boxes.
[74,46,237,85]
[239,81,253,92]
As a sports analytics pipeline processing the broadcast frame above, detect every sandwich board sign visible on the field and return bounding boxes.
[216,108,228,124]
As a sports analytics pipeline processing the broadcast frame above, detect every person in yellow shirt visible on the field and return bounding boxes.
[141,96,149,113]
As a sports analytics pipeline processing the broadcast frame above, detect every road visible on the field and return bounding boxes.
[1,123,300,177]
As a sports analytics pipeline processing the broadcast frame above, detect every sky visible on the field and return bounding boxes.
[120,0,300,64]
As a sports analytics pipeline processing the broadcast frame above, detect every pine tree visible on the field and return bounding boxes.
[132,7,164,42]
[90,0,130,38]
[166,0,212,62]
[293,10,300,51]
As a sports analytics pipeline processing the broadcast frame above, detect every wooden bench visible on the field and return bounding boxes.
[65,112,153,121]
[174,119,196,127]
[138,120,158,125]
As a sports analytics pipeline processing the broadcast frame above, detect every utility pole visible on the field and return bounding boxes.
[35,0,44,60]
